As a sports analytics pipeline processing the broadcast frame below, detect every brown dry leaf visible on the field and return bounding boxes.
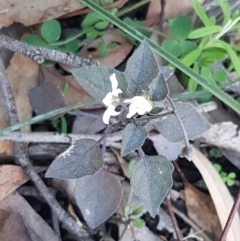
[0,47,38,157]
[41,65,97,109]
[80,29,134,67]
[200,122,240,153]
[0,165,30,201]
[192,148,240,241]
[146,0,206,26]
[0,0,84,29]
[0,210,32,241]
[184,183,222,240]
[0,192,60,241]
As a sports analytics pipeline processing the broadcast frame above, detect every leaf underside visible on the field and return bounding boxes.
[45,139,103,179]
[75,168,123,229]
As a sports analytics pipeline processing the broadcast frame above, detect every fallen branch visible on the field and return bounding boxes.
[0,55,92,241]
[0,34,99,67]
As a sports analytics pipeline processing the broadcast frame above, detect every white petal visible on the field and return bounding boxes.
[102,105,120,124]
[110,73,118,92]
[102,92,113,106]
[126,104,137,118]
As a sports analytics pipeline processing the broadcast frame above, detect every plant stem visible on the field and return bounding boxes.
[219,189,240,241]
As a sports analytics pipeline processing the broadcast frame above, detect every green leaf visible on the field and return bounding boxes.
[124,205,131,219]
[181,48,202,66]
[187,62,199,92]
[132,218,145,228]
[64,39,79,52]
[154,102,211,142]
[45,139,103,179]
[94,20,109,29]
[62,83,69,96]
[170,15,193,39]
[228,172,236,179]
[213,163,222,173]
[213,70,227,82]
[179,40,197,56]
[75,168,123,229]
[214,0,231,25]
[125,40,159,96]
[161,39,181,57]
[86,29,99,39]
[201,48,227,62]
[121,124,148,156]
[41,20,61,43]
[82,12,102,28]
[188,26,222,39]
[22,35,47,47]
[71,67,127,103]
[131,155,174,217]
[227,179,235,187]
[132,205,144,216]
[148,73,169,101]
[78,0,240,114]
[60,116,68,133]
[192,0,211,26]
[107,41,118,49]
[128,159,137,176]
[98,41,108,57]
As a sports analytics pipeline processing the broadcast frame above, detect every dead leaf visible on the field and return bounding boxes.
[0,165,30,201]
[0,210,32,241]
[0,192,60,241]
[184,183,222,240]
[146,0,206,26]
[200,122,240,153]
[192,148,240,241]
[0,0,84,29]
[41,65,97,108]
[80,29,134,67]
[0,48,38,156]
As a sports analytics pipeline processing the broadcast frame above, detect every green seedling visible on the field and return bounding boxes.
[214,163,236,187]
[124,204,145,228]
[209,146,222,158]
[162,0,240,94]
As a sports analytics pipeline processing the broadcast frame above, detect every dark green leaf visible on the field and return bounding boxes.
[148,73,169,101]
[64,39,79,52]
[86,29,99,39]
[121,124,148,156]
[95,21,109,30]
[213,70,227,82]
[180,40,197,56]
[154,102,211,142]
[125,40,159,96]
[41,20,61,43]
[171,15,193,39]
[161,39,181,57]
[132,218,145,228]
[22,35,47,47]
[131,155,174,217]
[75,168,123,228]
[45,139,103,179]
[71,67,127,103]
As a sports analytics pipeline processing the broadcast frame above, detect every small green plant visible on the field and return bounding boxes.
[124,204,145,228]
[209,146,222,158]
[51,83,69,133]
[162,0,240,93]
[214,163,236,186]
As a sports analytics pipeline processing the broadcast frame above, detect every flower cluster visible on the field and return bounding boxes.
[102,74,154,124]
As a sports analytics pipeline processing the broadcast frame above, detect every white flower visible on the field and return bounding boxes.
[102,73,122,124]
[124,96,153,118]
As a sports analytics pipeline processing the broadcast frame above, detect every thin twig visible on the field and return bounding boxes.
[0,55,92,241]
[165,195,183,241]
[0,34,98,67]
[0,131,122,145]
[219,189,240,241]
[158,0,166,32]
